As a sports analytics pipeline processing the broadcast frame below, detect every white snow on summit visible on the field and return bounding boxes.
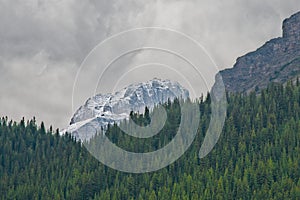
[64,78,189,141]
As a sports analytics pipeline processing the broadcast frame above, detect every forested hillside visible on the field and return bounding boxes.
[1,80,300,199]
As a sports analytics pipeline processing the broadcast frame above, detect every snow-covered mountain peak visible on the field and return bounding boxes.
[65,78,189,141]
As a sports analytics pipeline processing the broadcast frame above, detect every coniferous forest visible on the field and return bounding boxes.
[1,80,300,199]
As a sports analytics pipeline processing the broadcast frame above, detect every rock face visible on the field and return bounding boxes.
[220,11,300,93]
[64,78,189,141]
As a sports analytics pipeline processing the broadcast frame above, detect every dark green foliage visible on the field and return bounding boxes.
[0,119,102,200]
[104,100,181,153]
[1,79,300,199]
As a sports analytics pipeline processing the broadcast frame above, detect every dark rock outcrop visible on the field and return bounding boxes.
[220,11,300,93]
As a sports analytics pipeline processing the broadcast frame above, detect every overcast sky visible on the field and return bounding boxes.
[1,0,300,129]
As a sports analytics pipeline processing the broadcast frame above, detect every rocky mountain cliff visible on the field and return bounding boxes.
[220,11,300,93]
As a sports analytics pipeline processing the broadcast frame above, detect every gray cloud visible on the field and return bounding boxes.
[0,0,300,129]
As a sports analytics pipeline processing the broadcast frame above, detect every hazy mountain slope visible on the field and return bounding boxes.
[220,11,300,93]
